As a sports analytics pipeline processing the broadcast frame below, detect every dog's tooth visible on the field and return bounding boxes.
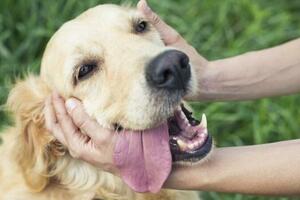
[196,140,202,147]
[177,139,187,152]
[200,114,207,129]
[187,143,194,150]
[193,140,201,148]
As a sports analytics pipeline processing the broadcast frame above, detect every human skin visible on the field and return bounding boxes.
[198,39,300,101]
[165,140,300,195]
[45,0,300,195]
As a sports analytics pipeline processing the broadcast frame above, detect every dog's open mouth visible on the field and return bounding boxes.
[114,104,212,163]
[114,103,212,193]
[168,104,212,163]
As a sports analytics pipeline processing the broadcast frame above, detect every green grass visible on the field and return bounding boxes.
[0,0,300,199]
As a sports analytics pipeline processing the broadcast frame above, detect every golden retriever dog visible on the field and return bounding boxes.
[0,4,213,200]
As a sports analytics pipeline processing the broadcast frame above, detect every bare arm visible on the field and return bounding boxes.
[199,39,300,101]
[165,139,300,195]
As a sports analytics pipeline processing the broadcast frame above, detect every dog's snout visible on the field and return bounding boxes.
[146,50,191,91]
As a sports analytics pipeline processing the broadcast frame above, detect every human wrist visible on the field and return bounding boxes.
[191,56,254,102]
[186,60,222,101]
[164,150,218,190]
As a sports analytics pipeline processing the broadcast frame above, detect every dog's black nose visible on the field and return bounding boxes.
[146,50,191,91]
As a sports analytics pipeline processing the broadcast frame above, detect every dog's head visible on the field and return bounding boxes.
[7,4,212,194]
[42,4,196,130]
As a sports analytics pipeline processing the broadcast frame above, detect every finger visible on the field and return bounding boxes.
[52,92,67,119]
[52,92,81,143]
[137,0,181,45]
[44,96,68,145]
[51,93,102,160]
[65,98,112,143]
[51,123,68,146]
[68,133,92,159]
[44,95,57,131]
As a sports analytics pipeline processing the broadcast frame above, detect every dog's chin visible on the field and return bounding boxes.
[113,103,213,165]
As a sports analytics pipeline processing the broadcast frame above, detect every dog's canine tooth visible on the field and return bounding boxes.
[200,114,207,129]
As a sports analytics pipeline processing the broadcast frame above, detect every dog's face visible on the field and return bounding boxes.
[41,4,196,130]
[7,4,212,194]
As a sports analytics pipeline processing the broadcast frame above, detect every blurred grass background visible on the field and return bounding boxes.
[0,0,300,199]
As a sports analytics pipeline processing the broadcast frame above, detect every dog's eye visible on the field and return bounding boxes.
[135,21,148,33]
[78,63,97,80]
[73,60,101,85]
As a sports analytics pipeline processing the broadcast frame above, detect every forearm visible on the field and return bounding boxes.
[165,139,300,195]
[196,38,300,101]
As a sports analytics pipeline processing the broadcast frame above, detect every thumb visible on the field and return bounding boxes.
[137,0,182,45]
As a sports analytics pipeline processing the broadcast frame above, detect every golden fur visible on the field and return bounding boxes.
[0,4,200,200]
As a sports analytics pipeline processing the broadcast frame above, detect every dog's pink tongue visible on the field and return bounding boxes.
[114,123,171,193]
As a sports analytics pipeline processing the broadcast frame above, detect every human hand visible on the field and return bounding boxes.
[137,0,209,100]
[44,93,119,175]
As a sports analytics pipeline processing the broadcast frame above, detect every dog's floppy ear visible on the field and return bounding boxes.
[6,75,52,192]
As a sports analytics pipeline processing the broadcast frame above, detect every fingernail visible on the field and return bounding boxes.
[142,0,152,14]
[66,99,77,111]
